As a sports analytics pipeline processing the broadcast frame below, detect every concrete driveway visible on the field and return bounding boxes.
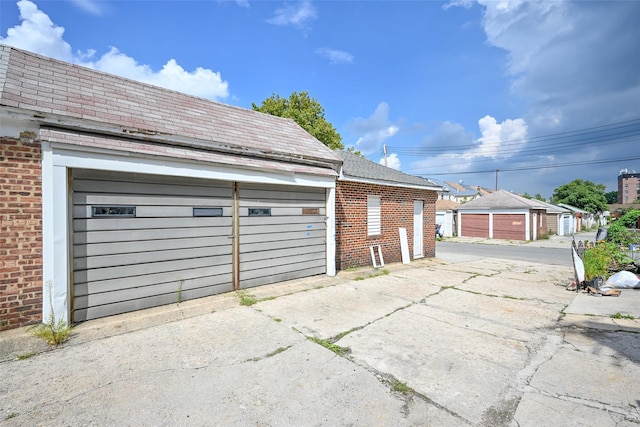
[1,254,639,426]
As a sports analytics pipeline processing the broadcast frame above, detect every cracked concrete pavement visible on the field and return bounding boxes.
[1,250,640,426]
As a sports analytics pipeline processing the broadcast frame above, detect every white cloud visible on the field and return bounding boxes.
[464,115,527,160]
[235,0,250,8]
[1,0,74,62]
[346,103,399,154]
[454,0,640,135]
[266,0,317,29]
[86,47,229,100]
[0,0,229,101]
[410,115,527,173]
[442,0,474,10]
[380,153,401,170]
[315,48,354,64]
[70,0,105,16]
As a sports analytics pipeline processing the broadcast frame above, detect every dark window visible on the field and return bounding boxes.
[193,207,223,217]
[92,206,136,217]
[249,208,271,216]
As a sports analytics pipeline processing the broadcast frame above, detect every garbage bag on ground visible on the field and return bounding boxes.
[600,271,640,291]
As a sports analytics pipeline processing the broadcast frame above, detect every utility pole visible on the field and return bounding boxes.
[495,169,499,190]
[383,144,387,167]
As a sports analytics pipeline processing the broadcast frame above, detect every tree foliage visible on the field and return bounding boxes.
[608,209,640,246]
[551,179,608,213]
[604,191,618,204]
[523,192,546,202]
[252,91,344,150]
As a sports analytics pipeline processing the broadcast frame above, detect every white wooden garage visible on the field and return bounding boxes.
[71,170,327,321]
[0,46,341,324]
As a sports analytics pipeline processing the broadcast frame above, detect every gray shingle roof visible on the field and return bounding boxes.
[337,150,440,189]
[536,199,571,214]
[456,190,548,210]
[0,45,341,170]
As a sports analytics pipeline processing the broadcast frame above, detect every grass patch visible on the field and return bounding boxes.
[307,336,350,357]
[354,268,391,282]
[612,312,635,320]
[266,346,290,357]
[331,326,362,342]
[273,317,282,322]
[5,413,18,420]
[236,290,258,306]
[236,291,279,306]
[392,379,413,394]
[29,319,72,346]
[17,351,36,360]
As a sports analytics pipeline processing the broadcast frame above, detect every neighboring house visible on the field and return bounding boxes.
[555,203,597,232]
[536,200,573,236]
[436,199,459,237]
[334,150,441,270]
[0,45,343,329]
[475,186,494,197]
[456,190,547,241]
[443,181,482,203]
[617,169,640,204]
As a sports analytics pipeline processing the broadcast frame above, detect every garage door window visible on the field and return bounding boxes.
[193,207,223,217]
[249,208,271,216]
[367,196,381,236]
[91,206,136,217]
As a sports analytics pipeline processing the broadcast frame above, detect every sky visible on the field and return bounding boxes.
[1,0,639,198]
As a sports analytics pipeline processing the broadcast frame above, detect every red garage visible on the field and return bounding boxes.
[456,190,547,241]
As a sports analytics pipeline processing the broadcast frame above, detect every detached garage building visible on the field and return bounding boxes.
[0,45,341,328]
[456,190,547,241]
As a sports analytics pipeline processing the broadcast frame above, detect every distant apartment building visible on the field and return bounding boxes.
[618,169,640,204]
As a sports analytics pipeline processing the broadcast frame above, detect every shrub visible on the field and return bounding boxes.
[608,209,640,246]
[583,242,634,280]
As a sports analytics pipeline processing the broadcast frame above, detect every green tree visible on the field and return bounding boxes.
[604,191,618,204]
[522,192,545,201]
[252,91,344,150]
[551,179,608,213]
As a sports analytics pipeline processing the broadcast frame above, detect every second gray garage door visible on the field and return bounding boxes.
[239,182,326,288]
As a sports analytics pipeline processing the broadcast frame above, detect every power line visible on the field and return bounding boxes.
[423,155,640,177]
[394,117,640,155]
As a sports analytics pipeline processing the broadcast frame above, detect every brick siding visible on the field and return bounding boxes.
[0,137,43,330]
[335,181,437,270]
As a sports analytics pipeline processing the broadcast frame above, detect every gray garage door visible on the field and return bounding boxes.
[72,170,233,321]
[238,182,326,288]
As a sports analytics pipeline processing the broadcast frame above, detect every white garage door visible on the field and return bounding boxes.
[72,170,233,321]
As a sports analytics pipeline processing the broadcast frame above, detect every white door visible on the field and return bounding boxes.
[413,200,424,258]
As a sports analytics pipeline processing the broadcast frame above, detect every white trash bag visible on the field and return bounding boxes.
[601,271,640,291]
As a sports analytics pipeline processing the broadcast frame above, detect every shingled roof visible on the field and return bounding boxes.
[0,45,341,173]
[456,190,548,210]
[337,150,440,190]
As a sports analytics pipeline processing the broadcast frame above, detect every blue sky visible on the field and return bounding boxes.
[1,0,639,198]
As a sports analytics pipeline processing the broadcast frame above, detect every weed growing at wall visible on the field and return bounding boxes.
[29,281,71,346]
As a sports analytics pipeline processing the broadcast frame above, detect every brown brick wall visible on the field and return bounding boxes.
[335,181,437,270]
[0,137,43,330]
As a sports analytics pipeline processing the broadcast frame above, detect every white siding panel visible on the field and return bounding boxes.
[238,182,326,288]
[72,169,232,321]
